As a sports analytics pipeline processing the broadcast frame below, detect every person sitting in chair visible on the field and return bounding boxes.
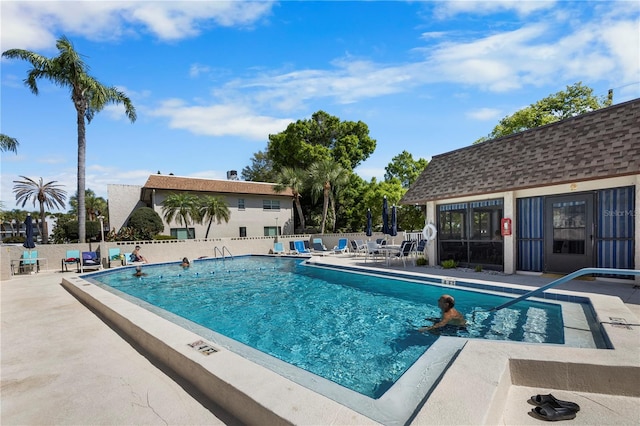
[130,246,148,263]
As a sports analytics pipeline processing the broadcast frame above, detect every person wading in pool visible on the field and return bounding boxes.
[419,294,466,332]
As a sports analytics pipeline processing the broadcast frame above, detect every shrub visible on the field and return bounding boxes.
[441,259,458,269]
[2,235,25,243]
[153,234,177,240]
[128,207,164,240]
[475,264,483,272]
[416,256,427,266]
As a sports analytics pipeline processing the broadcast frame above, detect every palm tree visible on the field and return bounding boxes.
[274,167,306,232]
[3,36,136,243]
[0,134,19,153]
[308,159,349,234]
[199,196,230,239]
[161,193,201,239]
[13,176,67,244]
[69,189,108,221]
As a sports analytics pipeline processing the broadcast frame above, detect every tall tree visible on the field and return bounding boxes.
[384,150,428,188]
[13,176,67,244]
[308,159,349,234]
[474,82,612,143]
[241,150,275,182]
[3,36,136,243]
[0,134,19,153]
[161,193,201,239]
[267,110,376,172]
[274,167,307,232]
[199,195,230,239]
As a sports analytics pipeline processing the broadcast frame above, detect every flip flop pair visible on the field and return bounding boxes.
[529,394,580,422]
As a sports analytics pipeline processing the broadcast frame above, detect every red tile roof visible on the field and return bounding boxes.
[402,98,640,204]
[142,175,294,197]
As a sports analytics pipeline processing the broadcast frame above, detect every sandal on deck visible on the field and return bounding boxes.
[529,394,580,412]
[530,404,577,422]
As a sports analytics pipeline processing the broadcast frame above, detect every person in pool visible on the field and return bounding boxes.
[181,257,190,268]
[419,294,466,332]
[133,266,147,277]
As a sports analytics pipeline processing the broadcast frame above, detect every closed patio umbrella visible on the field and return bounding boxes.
[366,209,372,237]
[23,213,35,249]
[390,205,398,237]
[382,196,389,236]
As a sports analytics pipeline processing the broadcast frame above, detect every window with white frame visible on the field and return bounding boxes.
[238,198,245,210]
[262,200,280,211]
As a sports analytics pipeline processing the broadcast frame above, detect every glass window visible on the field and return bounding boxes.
[170,228,195,240]
[263,200,280,211]
[238,199,245,211]
[552,201,586,254]
[264,226,278,237]
[239,227,246,237]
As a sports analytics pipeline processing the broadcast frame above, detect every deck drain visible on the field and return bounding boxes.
[608,317,632,330]
[188,339,218,355]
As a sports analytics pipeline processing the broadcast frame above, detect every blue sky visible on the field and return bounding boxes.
[1,0,639,213]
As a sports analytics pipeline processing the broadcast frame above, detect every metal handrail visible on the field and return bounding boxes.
[213,246,233,260]
[485,268,640,313]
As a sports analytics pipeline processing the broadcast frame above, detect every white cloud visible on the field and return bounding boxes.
[0,1,275,51]
[149,99,293,140]
[434,0,557,18]
[467,108,502,121]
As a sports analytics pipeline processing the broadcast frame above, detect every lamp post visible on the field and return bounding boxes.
[275,217,279,242]
[98,215,105,242]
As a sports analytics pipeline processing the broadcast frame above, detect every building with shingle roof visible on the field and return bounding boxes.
[108,175,294,239]
[402,98,639,278]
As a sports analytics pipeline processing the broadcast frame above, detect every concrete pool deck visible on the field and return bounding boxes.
[2,258,639,425]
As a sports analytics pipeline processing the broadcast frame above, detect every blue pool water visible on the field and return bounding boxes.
[88,256,564,398]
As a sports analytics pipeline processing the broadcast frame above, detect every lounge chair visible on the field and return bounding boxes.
[312,240,331,255]
[62,250,81,272]
[333,238,349,254]
[350,239,367,257]
[294,240,311,254]
[81,251,102,272]
[289,241,298,254]
[20,250,38,273]
[124,252,144,265]
[365,241,381,262]
[391,241,416,267]
[108,248,123,267]
[273,242,285,255]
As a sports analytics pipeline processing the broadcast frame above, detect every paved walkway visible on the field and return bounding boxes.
[1,271,240,426]
[2,263,639,425]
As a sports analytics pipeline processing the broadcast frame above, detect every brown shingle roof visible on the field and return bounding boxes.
[402,98,640,204]
[142,175,294,197]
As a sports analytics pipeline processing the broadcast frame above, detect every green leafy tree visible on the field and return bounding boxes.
[199,196,231,239]
[308,159,350,234]
[127,207,164,240]
[3,36,136,243]
[474,82,612,143]
[0,134,19,153]
[161,193,201,239]
[267,110,376,171]
[384,151,428,188]
[274,167,307,232]
[13,176,67,244]
[241,150,275,182]
[69,189,108,221]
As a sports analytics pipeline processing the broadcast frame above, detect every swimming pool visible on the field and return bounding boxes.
[87,256,567,400]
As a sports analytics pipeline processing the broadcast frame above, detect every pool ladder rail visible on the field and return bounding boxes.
[474,268,640,317]
[213,246,233,260]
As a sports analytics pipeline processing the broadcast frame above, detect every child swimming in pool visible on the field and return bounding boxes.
[181,257,190,268]
[419,294,466,332]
